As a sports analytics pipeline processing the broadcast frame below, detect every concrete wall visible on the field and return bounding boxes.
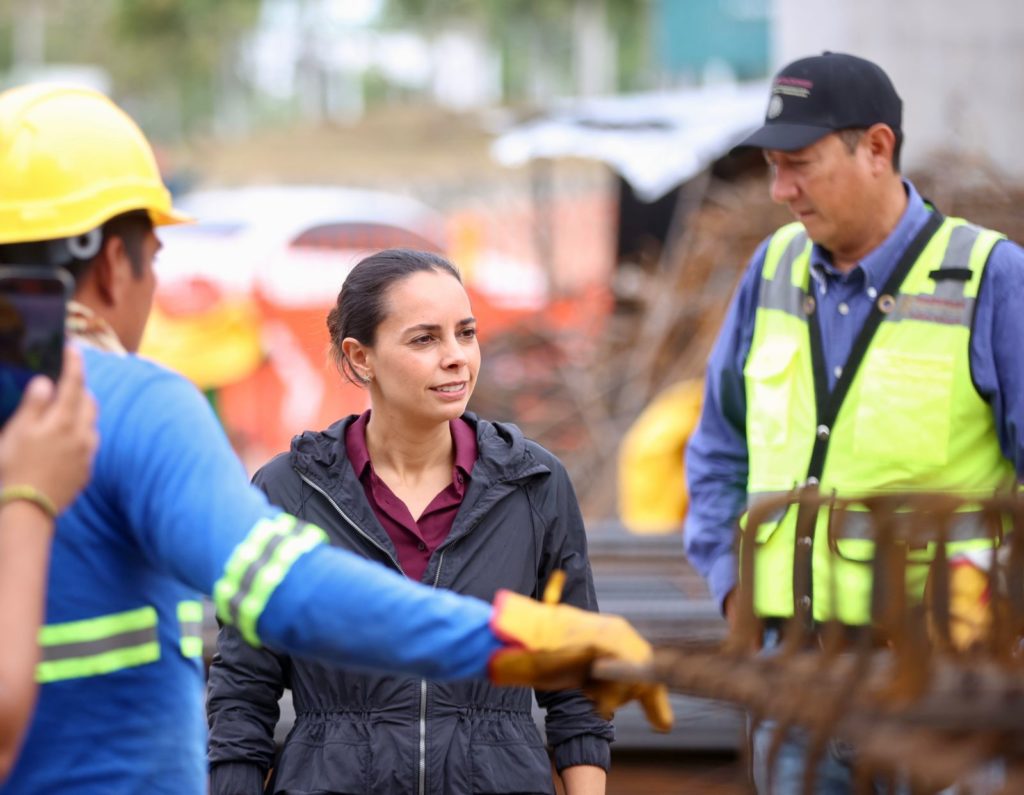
[771,0,1024,179]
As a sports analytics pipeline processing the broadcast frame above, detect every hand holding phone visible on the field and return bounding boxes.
[0,346,98,514]
[0,267,73,427]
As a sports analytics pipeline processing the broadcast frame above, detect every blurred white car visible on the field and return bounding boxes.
[142,185,452,484]
[156,184,447,306]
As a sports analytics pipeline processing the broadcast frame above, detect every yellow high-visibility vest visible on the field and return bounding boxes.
[744,214,1015,625]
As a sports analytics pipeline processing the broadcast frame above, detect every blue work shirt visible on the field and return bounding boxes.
[4,347,499,795]
[683,180,1024,611]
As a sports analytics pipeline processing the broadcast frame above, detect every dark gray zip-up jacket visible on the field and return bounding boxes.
[207,413,613,795]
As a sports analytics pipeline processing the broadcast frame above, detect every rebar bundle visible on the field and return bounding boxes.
[595,490,1024,794]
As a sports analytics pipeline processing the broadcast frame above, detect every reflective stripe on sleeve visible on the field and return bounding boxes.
[177,600,204,659]
[213,514,328,646]
[36,606,160,683]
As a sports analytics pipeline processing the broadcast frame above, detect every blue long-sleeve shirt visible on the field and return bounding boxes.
[4,348,501,795]
[683,180,1024,611]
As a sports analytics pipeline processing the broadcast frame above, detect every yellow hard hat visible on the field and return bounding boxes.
[0,83,192,245]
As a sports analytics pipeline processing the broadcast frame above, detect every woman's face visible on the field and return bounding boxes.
[362,269,480,427]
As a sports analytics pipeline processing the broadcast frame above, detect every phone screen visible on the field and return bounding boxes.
[0,268,72,426]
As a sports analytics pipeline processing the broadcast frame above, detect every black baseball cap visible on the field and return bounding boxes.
[735,52,902,152]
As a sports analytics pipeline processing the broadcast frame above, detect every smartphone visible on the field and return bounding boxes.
[0,266,74,426]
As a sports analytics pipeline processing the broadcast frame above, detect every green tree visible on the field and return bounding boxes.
[111,0,261,136]
[380,0,651,101]
[1,0,261,140]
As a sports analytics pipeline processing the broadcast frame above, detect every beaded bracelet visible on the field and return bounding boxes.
[0,484,58,519]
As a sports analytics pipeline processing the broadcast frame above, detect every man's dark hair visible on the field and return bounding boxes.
[836,127,903,172]
[327,248,463,385]
[0,210,152,284]
[99,211,152,279]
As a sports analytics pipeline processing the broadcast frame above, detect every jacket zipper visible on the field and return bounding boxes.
[297,472,404,572]
[414,480,532,792]
[419,547,449,795]
[300,469,450,795]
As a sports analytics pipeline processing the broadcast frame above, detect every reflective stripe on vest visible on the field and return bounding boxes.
[178,600,204,659]
[746,493,1002,545]
[36,606,159,683]
[213,513,327,646]
[831,508,998,544]
[744,216,1015,624]
[759,221,987,327]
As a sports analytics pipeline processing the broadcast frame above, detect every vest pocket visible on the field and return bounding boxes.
[829,505,948,569]
[743,498,794,545]
[853,349,954,468]
[745,338,801,449]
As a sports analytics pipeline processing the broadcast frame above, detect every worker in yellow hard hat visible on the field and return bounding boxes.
[0,347,96,778]
[0,84,671,793]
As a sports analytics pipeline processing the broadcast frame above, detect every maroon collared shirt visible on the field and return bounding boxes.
[345,410,478,582]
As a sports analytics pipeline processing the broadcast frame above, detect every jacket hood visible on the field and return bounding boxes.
[289,411,548,487]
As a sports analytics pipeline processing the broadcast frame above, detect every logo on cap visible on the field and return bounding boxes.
[733,53,902,153]
[773,77,813,98]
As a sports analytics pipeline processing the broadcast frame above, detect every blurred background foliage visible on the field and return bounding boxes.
[0,0,261,136]
[0,0,674,141]
[381,0,652,95]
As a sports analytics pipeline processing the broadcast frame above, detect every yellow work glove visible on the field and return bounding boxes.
[927,559,994,651]
[947,560,993,651]
[488,572,674,732]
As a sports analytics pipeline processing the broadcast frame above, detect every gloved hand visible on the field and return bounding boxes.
[947,559,992,651]
[488,572,674,732]
[927,558,993,651]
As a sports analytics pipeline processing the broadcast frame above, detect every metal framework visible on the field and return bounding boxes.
[595,490,1024,794]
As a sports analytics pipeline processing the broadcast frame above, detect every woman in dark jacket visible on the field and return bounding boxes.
[207,249,613,795]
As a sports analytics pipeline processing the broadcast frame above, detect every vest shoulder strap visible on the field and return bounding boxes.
[762,223,808,281]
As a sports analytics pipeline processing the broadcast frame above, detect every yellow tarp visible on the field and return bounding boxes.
[140,299,264,390]
[617,378,703,535]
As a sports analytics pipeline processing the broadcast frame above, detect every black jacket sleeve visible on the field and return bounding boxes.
[207,455,298,794]
[207,624,288,794]
[526,447,615,772]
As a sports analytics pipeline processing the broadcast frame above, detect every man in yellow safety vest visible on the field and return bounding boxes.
[684,51,1024,793]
